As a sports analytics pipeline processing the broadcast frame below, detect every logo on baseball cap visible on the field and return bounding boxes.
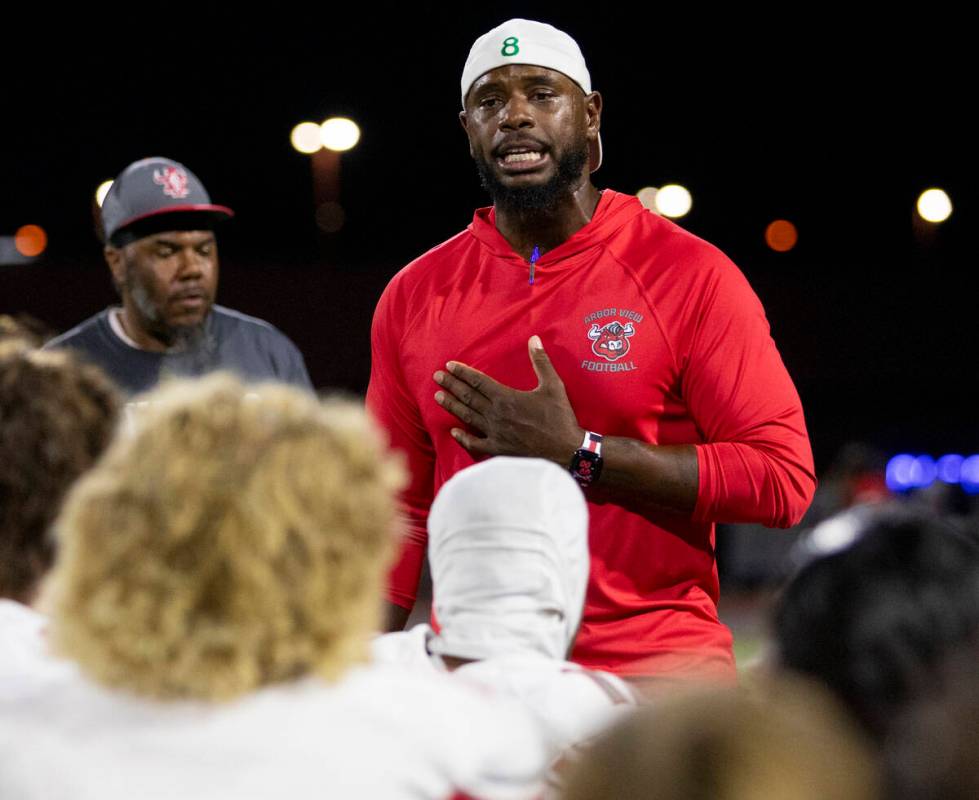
[461,19,602,172]
[101,157,234,246]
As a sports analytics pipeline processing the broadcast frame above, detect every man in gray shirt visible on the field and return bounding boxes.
[47,157,312,396]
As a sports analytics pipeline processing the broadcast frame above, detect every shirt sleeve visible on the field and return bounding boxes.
[366,279,436,610]
[279,336,314,390]
[680,256,816,528]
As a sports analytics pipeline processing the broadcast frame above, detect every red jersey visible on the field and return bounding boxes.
[367,191,816,678]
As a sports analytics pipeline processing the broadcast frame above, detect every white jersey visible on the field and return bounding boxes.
[0,660,545,800]
[372,620,442,670]
[0,600,73,692]
[373,625,637,754]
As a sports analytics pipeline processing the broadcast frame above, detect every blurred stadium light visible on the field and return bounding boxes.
[654,184,692,218]
[320,118,360,152]
[765,219,798,252]
[14,225,47,258]
[916,188,952,223]
[291,122,323,155]
[636,186,658,210]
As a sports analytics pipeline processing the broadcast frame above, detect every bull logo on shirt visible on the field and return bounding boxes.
[152,167,190,199]
[588,321,635,362]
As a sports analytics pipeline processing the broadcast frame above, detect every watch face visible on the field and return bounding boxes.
[571,449,602,486]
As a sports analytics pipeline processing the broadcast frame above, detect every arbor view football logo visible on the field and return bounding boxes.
[588,321,635,361]
[152,167,190,199]
[581,307,643,374]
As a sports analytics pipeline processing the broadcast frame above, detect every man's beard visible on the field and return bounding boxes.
[126,268,208,352]
[474,136,589,213]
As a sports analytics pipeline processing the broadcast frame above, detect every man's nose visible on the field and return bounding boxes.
[499,94,535,130]
[176,248,206,279]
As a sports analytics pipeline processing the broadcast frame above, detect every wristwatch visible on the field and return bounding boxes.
[569,431,604,488]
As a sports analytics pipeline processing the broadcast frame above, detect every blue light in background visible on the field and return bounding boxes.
[885,453,979,493]
[909,456,938,488]
[961,455,979,495]
[886,454,916,492]
[937,454,964,484]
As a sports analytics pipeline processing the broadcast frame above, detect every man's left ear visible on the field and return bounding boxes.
[104,245,126,293]
[585,91,603,139]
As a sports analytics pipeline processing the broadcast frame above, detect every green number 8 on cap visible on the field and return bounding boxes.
[501,36,519,56]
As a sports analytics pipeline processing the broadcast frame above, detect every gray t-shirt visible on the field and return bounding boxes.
[46,305,313,396]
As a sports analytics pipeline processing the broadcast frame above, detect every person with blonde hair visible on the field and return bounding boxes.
[0,374,545,799]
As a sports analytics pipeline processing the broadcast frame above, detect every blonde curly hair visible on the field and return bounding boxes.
[46,373,405,701]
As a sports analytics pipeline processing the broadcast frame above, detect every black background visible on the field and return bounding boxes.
[1,5,972,471]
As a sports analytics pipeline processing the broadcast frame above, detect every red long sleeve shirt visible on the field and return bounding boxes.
[367,191,816,678]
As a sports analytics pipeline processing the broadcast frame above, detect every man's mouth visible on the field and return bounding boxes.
[171,290,207,309]
[502,150,544,164]
[495,143,549,172]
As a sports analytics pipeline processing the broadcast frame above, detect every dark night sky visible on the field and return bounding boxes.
[1,6,973,470]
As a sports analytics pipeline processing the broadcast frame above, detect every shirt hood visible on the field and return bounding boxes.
[467,190,646,268]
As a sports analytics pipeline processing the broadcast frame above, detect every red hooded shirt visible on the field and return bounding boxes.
[367,191,815,678]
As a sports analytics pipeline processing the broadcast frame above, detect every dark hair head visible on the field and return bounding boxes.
[883,648,979,800]
[773,505,979,741]
[0,342,121,602]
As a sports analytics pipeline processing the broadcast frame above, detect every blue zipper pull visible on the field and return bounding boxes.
[529,245,540,285]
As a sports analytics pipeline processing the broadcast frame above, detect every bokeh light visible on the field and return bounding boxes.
[765,219,798,252]
[636,187,658,210]
[937,454,964,484]
[887,452,979,493]
[962,456,979,495]
[654,184,692,218]
[916,188,952,223]
[14,225,47,257]
[320,117,361,152]
[886,454,915,492]
[291,122,323,155]
[908,455,938,488]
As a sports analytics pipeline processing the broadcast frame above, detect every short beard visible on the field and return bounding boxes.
[165,321,208,353]
[125,263,208,352]
[475,137,589,213]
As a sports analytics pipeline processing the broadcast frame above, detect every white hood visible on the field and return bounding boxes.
[427,457,589,661]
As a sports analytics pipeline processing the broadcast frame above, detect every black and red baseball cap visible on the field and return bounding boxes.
[101,157,235,246]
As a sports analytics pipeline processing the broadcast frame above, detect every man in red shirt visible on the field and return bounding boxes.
[367,18,816,682]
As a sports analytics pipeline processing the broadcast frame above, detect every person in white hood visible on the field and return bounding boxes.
[374,456,637,760]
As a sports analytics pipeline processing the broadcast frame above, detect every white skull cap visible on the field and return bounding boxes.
[461,18,602,172]
[427,456,590,662]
